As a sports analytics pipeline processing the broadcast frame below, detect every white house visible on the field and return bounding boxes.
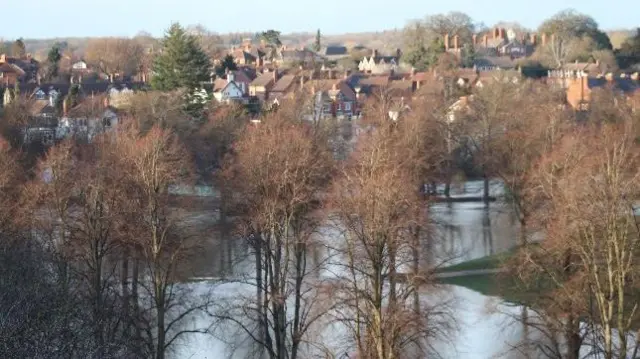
[72,60,88,71]
[213,72,246,103]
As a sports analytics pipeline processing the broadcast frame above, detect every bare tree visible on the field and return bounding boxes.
[507,93,640,359]
[84,38,144,80]
[217,111,334,359]
[328,99,454,358]
[115,123,207,359]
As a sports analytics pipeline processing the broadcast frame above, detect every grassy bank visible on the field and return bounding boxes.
[437,249,517,273]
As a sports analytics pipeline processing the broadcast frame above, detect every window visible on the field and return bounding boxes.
[344,102,352,112]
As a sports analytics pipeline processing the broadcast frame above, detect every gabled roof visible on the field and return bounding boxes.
[305,79,357,102]
[271,75,297,93]
[250,72,277,88]
[30,100,55,117]
[0,62,26,76]
[66,96,109,118]
[212,78,228,92]
[215,81,244,97]
[323,46,348,56]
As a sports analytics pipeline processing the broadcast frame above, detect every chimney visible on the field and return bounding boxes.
[328,69,334,79]
[453,35,459,50]
[483,34,488,47]
[0,54,5,63]
[300,74,305,89]
[499,28,505,39]
[62,98,68,116]
[541,34,547,46]
[444,34,450,51]
[493,28,499,39]
[272,68,278,82]
[373,49,379,58]
[228,71,235,83]
[530,33,537,46]
[411,67,417,77]
[550,33,556,44]
[472,34,477,45]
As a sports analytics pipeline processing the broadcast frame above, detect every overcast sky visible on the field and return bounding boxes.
[2,0,636,39]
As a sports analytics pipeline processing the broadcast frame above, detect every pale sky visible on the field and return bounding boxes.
[2,0,637,39]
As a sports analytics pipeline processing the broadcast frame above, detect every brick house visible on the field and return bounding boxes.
[565,73,640,111]
[306,79,357,120]
[0,54,39,83]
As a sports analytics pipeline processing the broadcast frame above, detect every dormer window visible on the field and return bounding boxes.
[35,90,46,100]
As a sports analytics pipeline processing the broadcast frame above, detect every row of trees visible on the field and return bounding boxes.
[402,9,639,72]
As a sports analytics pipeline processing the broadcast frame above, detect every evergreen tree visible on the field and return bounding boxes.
[11,38,26,58]
[313,29,322,52]
[460,43,476,68]
[260,30,282,61]
[45,44,62,80]
[152,23,212,92]
[404,37,446,71]
[215,54,238,78]
[616,28,640,69]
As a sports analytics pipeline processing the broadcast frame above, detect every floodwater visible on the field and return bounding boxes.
[172,180,535,359]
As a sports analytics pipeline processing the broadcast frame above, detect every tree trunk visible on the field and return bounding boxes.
[155,278,166,359]
[483,174,490,203]
[121,249,130,337]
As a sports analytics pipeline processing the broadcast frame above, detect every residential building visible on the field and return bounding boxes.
[58,96,119,142]
[72,60,89,71]
[0,54,39,83]
[306,79,357,120]
[249,69,278,100]
[212,72,247,103]
[320,45,349,61]
[278,47,324,65]
[358,49,401,74]
[565,73,640,111]
[0,62,25,86]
